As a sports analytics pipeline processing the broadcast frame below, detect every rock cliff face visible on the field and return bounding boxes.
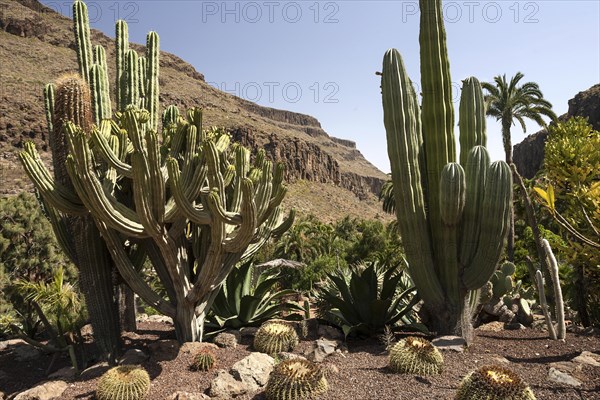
[0,0,386,210]
[513,84,600,178]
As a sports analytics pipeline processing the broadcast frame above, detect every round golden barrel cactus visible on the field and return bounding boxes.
[96,365,150,400]
[265,359,328,400]
[388,336,444,375]
[455,365,536,400]
[254,320,299,355]
[189,348,216,372]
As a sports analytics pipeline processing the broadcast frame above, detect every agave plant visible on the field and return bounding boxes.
[317,261,419,338]
[205,261,303,332]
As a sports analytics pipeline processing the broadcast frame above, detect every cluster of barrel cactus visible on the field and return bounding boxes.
[19,0,294,348]
[254,320,299,355]
[190,348,217,372]
[455,365,536,400]
[388,336,444,375]
[264,359,328,400]
[96,365,151,400]
[381,0,512,335]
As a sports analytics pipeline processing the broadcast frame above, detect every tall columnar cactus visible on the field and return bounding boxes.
[116,19,129,112]
[73,0,92,84]
[145,31,159,132]
[381,0,512,336]
[542,239,565,339]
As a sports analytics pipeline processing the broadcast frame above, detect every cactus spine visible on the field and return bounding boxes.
[381,0,512,336]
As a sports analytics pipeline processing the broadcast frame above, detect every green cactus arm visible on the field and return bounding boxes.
[146,31,160,132]
[181,125,198,188]
[145,129,166,224]
[96,221,176,317]
[270,208,295,238]
[116,20,129,112]
[93,45,107,67]
[223,165,236,187]
[462,161,512,289]
[42,199,77,261]
[90,64,112,124]
[254,161,274,220]
[166,157,212,225]
[91,122,133,178]
[439,162,466,304]
[458,145,489,268]
[19,143,87,215]
[137,56,147,105]
[162,105,180,128]
[381,48,443,305]
[124,50,139,108]
[206,189,243,225]
[44,83,55,137]
[230,146,250,213]
[223,178,257,253]
[73,0,92,83]
[204,141,226,203]
[131,152,162,236]
[458,77,486,166]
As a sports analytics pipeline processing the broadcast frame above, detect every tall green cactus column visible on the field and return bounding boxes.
[382,0,512,337]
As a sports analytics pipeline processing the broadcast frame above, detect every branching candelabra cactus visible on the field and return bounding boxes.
[381,0,512,335]
[20,0,293,344]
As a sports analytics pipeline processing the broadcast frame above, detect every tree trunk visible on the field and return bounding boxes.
[422,302,463,337]
[173,301,201,343]
[502,118,515,261]
[573,260,590,327]
[117,284,137,332]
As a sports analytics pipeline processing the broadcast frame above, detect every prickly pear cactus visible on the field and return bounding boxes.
[455,365,536,400]
[264,359,328,400]
[254,320,299,355]
[490,262,516,300]
[388,336,443,375]
[96,365,150,400]
[189,349,216,372]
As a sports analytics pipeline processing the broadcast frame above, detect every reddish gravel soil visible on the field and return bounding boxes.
[1,321,599,400]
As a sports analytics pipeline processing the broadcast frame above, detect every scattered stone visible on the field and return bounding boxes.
[504,322,526,330]
[149,339,180,360]
[80,362,109,380]
[180,342,218,354]
[476,321,504,332]
[230,352,274,391]
[13,343,42,362]
[1,389,4,400]
[573,351,600,367]
[307,338,339,362]
[168,391,210,400]
[498,307,516,323]
[119,348,149,365]
[214,332,239,349]
[325,364,339,374]
[48,366,76,380]
[490,355,510,364]
[547,367,582,387]
[209,369,248,398]
[79,323,93,338]
[317,325,344,341]
[0,338,26,351]
[13,380,68,400]
[432,336,466,352]
[147,315,173,324]
[136,313,149,322]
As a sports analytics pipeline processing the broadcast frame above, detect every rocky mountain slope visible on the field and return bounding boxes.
[513,84,600,179]
[0,0,389,222]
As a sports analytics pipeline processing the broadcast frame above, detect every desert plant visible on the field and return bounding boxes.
[388,336,443,375]
[206,261,303,333]
[381,0,512,337]
[455,365,536,400]
[254,320,299,354]
[542,239,566,339]
[97,365,151,400]
[20,0,294,344]
[264,359,328,400]
[189,349,216,372]
[317,261,419,338]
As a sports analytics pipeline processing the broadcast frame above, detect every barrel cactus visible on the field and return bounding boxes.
[97,365,150,400]
[381,0,512,336]
[190,349,216,372]
[254,320,299,355]
[455,365,536,400]
[264,359,328,400]
[388,336,443,375]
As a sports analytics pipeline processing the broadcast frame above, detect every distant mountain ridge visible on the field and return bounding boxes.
[0,0,389,221]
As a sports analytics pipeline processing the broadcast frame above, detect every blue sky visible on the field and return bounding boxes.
[42,0,600,173]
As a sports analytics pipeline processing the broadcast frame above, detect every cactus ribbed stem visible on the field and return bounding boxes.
[44,83,55,137]
[146,32,160,132]
[91,64,112,123]
[543,239,565,339]
[73,0,92,84]
[459,77,486,166]
[116,20,129,112]
[124,50,139,108]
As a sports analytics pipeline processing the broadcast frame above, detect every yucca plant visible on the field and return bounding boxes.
[205,261,303,333]
[317,261,419,338]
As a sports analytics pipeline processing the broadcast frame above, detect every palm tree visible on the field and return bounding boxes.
[482,72,557,261]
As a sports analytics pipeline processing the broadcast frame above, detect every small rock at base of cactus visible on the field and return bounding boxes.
[265,359,328,400]
[388,336,444,375]
[455,365,536,400]
[189,349,216,372]
[96,365,150,400]
[254,320,299,355]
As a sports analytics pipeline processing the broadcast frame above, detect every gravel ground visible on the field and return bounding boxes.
[1,322,599,400]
